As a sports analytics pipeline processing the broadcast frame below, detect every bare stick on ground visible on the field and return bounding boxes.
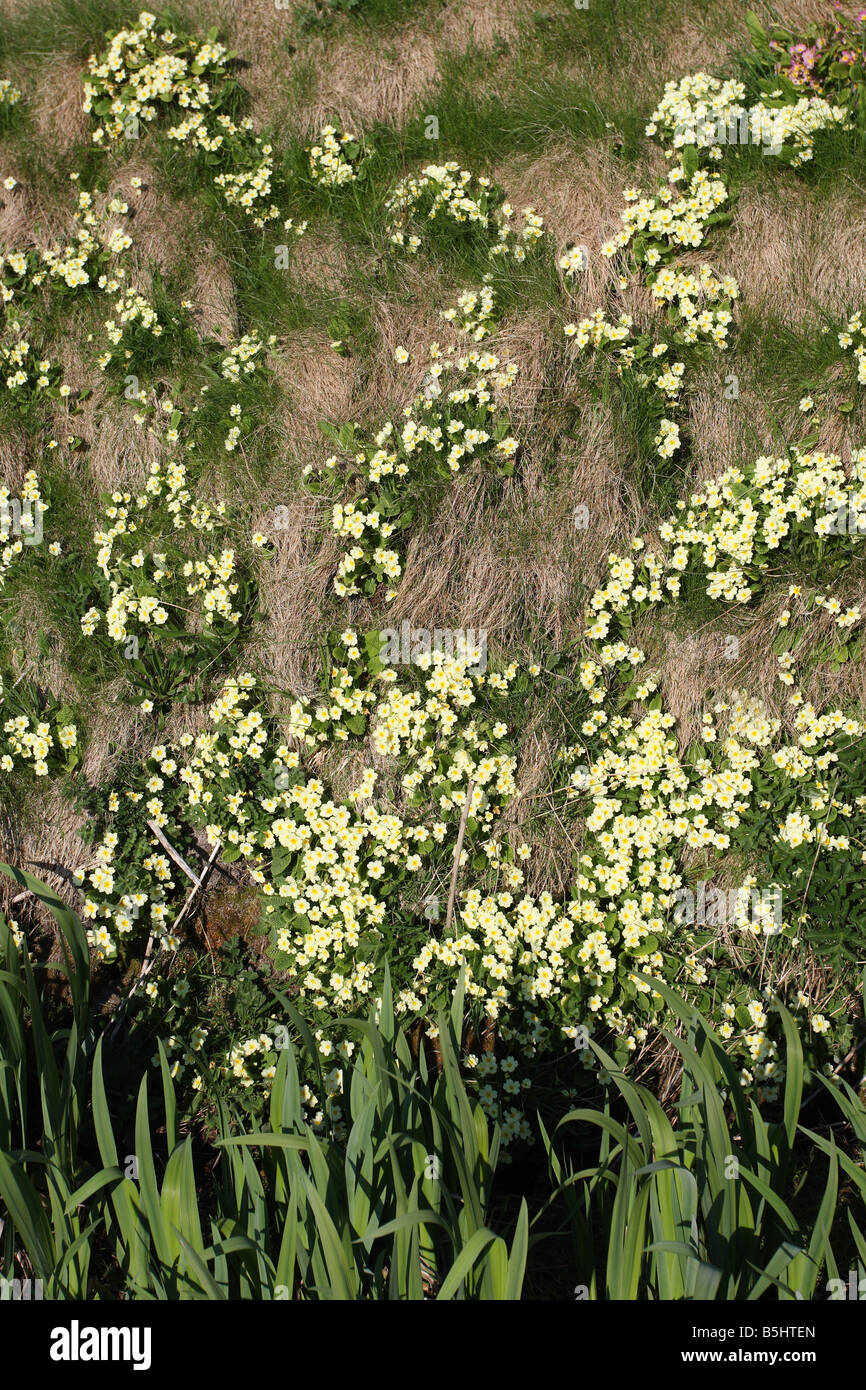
[106,839,222,1040]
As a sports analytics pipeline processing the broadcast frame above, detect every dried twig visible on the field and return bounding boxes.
[145,818,200,886]
[173,840,222,932]
[107,932,156,1043]
[106,840,221,1040]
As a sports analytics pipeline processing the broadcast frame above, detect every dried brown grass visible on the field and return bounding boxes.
[189,0,531,136]
[250,490,337,697]
[273,322,357,435]
[726,180,866,326]
[31,54,89,149]
[495,143,651,306]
